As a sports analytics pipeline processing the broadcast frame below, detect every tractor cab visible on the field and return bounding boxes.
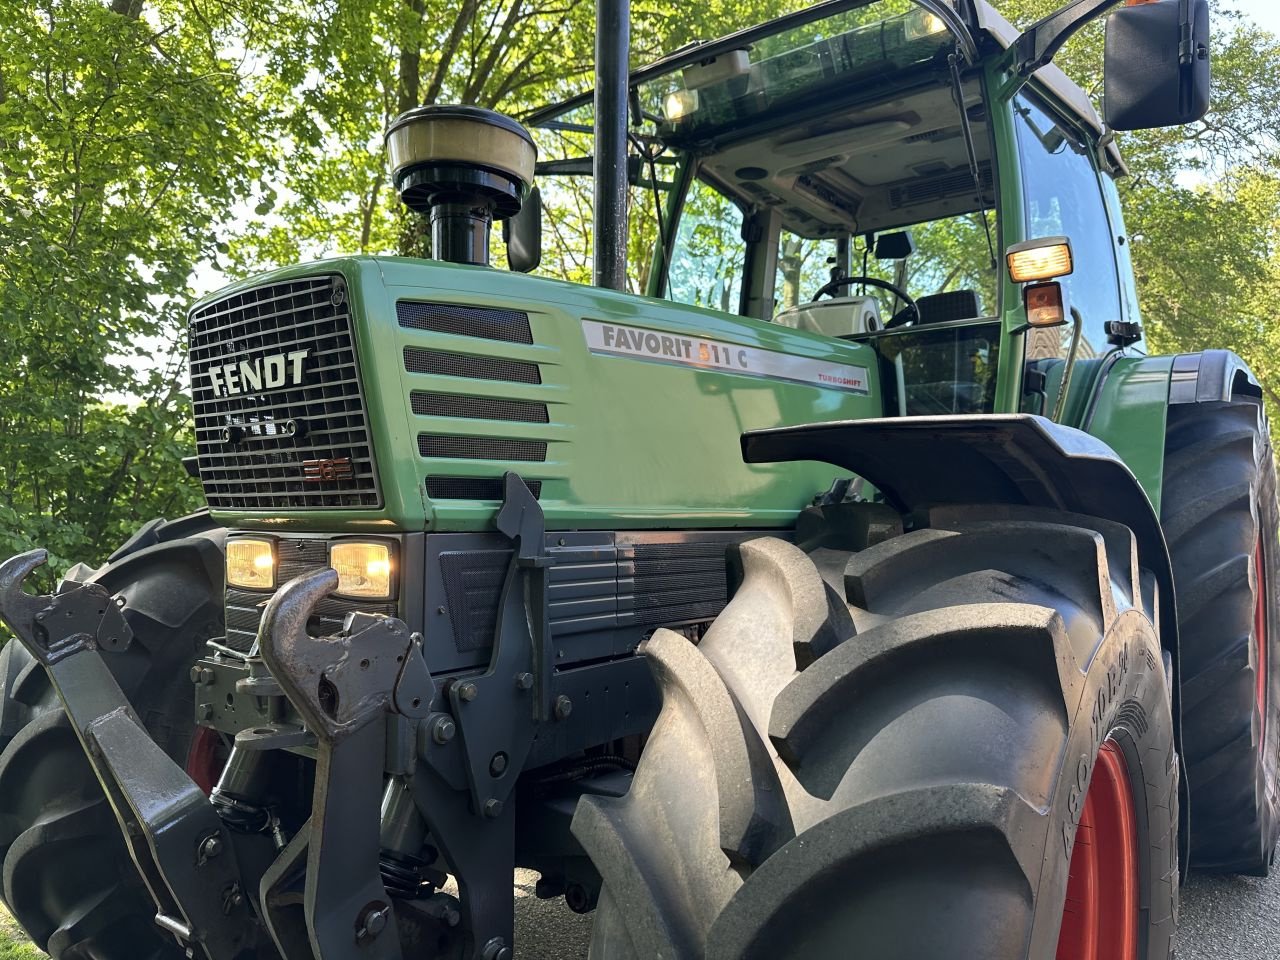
[522,0,1203,419]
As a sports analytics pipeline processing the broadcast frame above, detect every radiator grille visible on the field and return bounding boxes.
[404,347,541,384]
[628,542,730,626]
[411,392,549,424]
[223,538,394,653]
[441,550,511,651]
[437,538,733,653]
[397,301,533,344]
[189,275,380,510]
[418,435,547,462]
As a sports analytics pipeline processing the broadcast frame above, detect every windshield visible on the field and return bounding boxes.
[638,3,960,143]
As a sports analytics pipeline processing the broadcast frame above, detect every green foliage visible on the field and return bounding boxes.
[0,0,272,570]
[0,907,39,960]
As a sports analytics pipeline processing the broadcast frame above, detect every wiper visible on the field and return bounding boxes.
[948,50,997,272]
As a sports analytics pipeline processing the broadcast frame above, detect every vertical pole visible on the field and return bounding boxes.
[593,0,630,290]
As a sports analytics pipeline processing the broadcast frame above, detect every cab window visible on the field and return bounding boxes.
[1014,93,1123,360]
[666,178,744,314]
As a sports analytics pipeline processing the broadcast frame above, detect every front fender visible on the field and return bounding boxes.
[742,414,1177,663]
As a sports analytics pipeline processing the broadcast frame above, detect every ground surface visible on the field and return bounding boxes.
[0,865,1276,957]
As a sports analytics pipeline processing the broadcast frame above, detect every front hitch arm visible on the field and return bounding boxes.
[255,567,434,960]
[0,550,258,960]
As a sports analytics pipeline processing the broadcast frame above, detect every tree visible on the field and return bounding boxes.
[0,0,273,568]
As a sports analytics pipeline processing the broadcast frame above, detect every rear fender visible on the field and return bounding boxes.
[1076,349,1262,518]
[1169,349,1263,405]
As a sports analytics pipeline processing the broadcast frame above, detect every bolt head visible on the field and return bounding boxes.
[554,695,573,720]
[483,798,504,819]
[431,716,456,744]
[197,703,215,721]
[482,937,509,960]
[364,906,389,938]
[514,672,534,691]
[458,681,478,702]
[199,835,223,860]
[489,752,508,777]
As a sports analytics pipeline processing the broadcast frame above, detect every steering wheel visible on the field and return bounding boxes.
[812,275,921,328]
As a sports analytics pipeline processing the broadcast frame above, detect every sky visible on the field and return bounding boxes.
[1228,1,1280,35]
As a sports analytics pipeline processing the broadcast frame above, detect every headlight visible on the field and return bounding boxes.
[227,539,275,590]
[330,542,394,599]
[663,88,699,123]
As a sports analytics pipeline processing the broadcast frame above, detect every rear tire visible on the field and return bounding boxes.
[1161,399,1280,874]
[576,505,1178,958]
[0,515,225,960]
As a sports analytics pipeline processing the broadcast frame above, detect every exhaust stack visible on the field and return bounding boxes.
[386,105,536,266]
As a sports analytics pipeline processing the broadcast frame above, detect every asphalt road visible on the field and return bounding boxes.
[1179,863,1280,959]
[510,862,1280,959]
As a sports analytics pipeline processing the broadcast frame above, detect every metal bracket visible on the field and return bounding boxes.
[0,550,258,960]
[440,473,549,817]
[256,568,436,960]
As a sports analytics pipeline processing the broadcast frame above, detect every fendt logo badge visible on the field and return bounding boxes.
[207,349,310,397]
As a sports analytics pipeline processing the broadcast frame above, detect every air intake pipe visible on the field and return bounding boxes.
[386,105,536,266]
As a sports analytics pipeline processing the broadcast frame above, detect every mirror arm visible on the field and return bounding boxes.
[1011,0,1125,76]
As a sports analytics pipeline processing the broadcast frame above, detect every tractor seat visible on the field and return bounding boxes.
[890,289,981,327]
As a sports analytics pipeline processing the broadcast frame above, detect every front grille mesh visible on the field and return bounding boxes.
[189,275,380,510]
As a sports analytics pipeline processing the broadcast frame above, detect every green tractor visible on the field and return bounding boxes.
[0,0,1271,957]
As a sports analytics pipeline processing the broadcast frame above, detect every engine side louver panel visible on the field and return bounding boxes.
[417,435,547,462]
[426,477,543,501]
[400,299,557,505]
[411,392,549,424]
[397,300,533,344]
[403,347,541,384]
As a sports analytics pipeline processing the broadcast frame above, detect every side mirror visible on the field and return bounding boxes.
[1104,0,1210,131]
[503,186,542,273]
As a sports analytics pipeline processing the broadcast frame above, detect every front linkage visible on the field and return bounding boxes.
[0,550,260,959]
[0,476,603,960]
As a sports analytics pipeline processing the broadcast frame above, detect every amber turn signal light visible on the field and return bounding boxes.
[1007,237,1074,283]
[1024,281,1069,328]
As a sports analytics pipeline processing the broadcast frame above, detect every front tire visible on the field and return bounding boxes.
[576,505,1178,958]
[0,516,225,960]
[1161,398,1280,874]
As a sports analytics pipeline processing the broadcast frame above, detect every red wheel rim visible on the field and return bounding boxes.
[185,726,224,795]
[1056,739,1139,960]
[1255,537,1268,746]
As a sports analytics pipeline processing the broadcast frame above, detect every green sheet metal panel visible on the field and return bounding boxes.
[1079,355,1173,515]
[193,257,884,533]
